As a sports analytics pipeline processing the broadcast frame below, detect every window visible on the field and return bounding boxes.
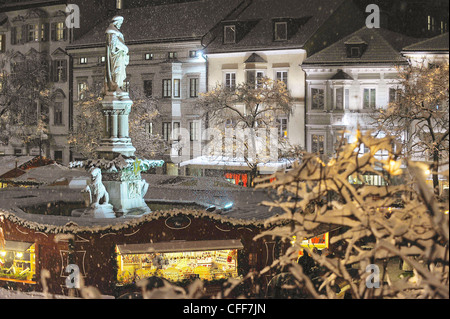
[162,122,172,141]
[168,52,177,60]
[28,24,39,42]
[274,22,287,41]
[144,53,153,60]
[223,25,236,44]
[190,121,199,141]
[428,16,435,31]
[311,88,324,110]
[173,79,180,98]
[247,70,264,88]
[162,79,172,98]
[51,22,66,41]
[0,34,5,52]
[54,150,63,163]
[225,72,236,89]
[190,78,199,98]
[80,57,88,64]
[363,88,376,109]
[53,60,67,82]
[389,88,400,104]
[116,0,123,10]
[277,118,288,138]
[276,71,288,89]
[145,122,153,135]
[344,88,350,110]
[350,47,360,58]
[53,102,63,125]
[335,88,344,110]
[311,134,325,155]
[77,81,87,100]
[143,80,153,97]
[173,122,180,139]
[189,50,198,58]
[99,56,106,63]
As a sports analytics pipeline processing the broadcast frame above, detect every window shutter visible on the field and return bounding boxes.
[63,26,68,41]
[51,23,56,41]
[11,27,16,45]
[61,60,67,82]
[21,25,27,44]
[43,23,50,42]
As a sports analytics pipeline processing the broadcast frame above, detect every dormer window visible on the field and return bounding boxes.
[344,36,367,58]
[223,25,236,44]
[350,47,360,58]
[274,22,287,41]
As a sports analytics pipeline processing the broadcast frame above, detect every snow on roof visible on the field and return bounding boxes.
[13,163,88,184]
[0,156,35,177]
[68,0,243,48]
[403,33,449,52]
[179,156,294,173]
[303,27,419,66]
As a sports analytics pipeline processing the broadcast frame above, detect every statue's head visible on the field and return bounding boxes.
[112,15,124,29]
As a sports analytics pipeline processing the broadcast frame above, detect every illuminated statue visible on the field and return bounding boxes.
[104,16,129,96]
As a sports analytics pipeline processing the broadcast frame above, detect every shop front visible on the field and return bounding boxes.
[0,240,36,284]
[116,239,243,284]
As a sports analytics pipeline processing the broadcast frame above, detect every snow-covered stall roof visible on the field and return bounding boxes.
[179,156,294,174]
[0,156,35,177]
[12,163,89,186]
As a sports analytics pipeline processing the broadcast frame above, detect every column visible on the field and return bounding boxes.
[111,112,118,138]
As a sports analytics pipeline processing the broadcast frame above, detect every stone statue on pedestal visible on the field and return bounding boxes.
[104,16,129,97]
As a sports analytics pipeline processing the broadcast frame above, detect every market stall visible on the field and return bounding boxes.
[0,241,36,284]
[116,239,243,284]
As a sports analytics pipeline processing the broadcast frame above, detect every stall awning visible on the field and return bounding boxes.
[1,240,33,252]
[117,239,244,255]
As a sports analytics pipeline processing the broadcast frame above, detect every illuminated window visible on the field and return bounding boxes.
[80,57,88,64]
[277,118,288,138]
[28,24,39,42]
[0,242,36,283]
[0,34,5,52]
[189,78,199,98]
[77,81,87,99]
[116,245,240,284]
[162,79,171,98]
[311,134,325,155]
[173,79,180,98]
[168,51,177,59]
[144,53,153,60]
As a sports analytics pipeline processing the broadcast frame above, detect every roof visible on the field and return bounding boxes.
[13,163,88,185]
[0,0,64,12]
[68,0,243,48]
[0,156,35,177]
[204,0,350,53]
[402,33,449,53]
[303,27,419,66]
[179,155,294,174]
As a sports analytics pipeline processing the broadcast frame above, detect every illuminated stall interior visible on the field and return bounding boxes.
[0,241,36,283]
[116,239,243,284]
[292,233,329,257]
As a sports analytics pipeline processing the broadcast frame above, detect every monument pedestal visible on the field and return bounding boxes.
[103,176,151,217]
[97,94,136,160]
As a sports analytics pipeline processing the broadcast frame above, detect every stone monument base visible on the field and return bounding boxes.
[71,204,116,219]
[103,179,151,217]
